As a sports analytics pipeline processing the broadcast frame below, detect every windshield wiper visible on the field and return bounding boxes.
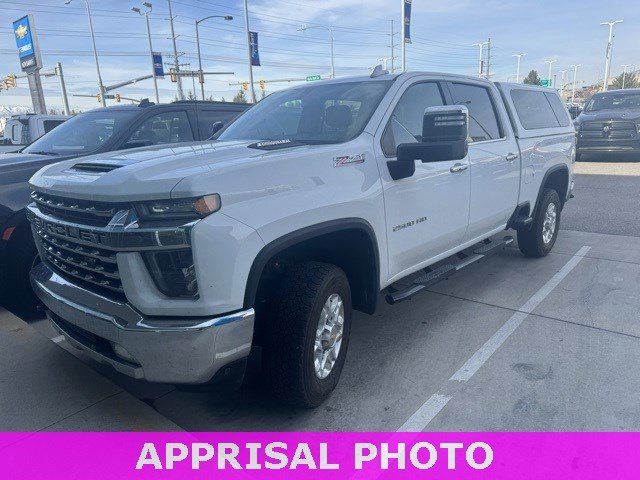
[25,151,60,156]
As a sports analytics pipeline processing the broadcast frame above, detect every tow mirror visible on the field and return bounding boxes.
[388,105,469,180]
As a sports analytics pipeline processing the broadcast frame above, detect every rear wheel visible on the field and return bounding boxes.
[517,188,561,258]
[262,262,351,408]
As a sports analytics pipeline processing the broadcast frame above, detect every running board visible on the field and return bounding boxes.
[385,235,514,305]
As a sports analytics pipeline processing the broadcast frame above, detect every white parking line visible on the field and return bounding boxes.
[51,335,65,344]
[398,245,591,432]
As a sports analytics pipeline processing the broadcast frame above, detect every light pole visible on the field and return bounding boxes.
[621,64,632,89]
[601,20,623,91]
[196,15,233,100]
[299,24,335,79]
[132,3,159,104]
[242,0,257,103]
[473,42,489,77]
[65,0,105,106]
[571,64,581,103]
[559,69,567,97]
[545,59,557,87]
[513,53,526,83]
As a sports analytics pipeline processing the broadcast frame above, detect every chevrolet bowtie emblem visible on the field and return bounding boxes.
[15,24,28,40]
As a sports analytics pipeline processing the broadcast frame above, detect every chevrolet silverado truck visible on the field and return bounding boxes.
[26,72,575,407]
[574,88,640,160]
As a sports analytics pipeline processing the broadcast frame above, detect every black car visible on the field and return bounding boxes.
[0,99,250,315]
[575,89,640,160]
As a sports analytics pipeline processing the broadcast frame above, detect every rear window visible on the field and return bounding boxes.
[544,92,571,127]
[510,90,560,130]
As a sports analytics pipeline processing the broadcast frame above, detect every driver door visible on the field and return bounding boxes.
[375,79,471,282]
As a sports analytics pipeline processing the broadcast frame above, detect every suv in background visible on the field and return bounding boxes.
[0,114,69,153]
[0,100,250,316]
[574,88,640,160]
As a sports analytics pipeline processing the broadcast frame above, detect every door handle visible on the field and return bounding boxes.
[505,153,518,162]
[450,163,468,173]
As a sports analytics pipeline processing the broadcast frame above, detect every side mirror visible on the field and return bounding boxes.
[388,105,469,180]
[122,139,153,149]
[208,121,224,139]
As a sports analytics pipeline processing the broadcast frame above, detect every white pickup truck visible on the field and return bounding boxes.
[27,71,575,407]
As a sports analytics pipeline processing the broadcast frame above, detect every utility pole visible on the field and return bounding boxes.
[390,20,395,73]
[486,38,491,80]
[621,64,631,89]
[65,0,106,106]
[132,3,159,104]
[571,64,581,103]
[196,15,233,100]
[545,59,557,87]
[473,41,489,77]
[601,20,623,91]
[167,0,184,100]
[55,62,70,115]
[243,0,257,103]
[513,53,526,83]
[401,0,406,72]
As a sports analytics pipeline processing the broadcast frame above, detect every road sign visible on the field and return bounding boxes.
[306,75,322,82]
[152,53,164,78]
[540,79,551,87]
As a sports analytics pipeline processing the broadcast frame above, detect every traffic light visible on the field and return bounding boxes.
[169,68,177,83]
[6,74,16,88]
[242,82,249,91]
[259,79,265,90]
[115,93,121,103]
[97,93,102,103]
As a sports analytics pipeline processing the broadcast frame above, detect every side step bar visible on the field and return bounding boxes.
[385,235,514,305]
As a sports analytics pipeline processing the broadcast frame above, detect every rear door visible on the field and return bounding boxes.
[445,80,520,240]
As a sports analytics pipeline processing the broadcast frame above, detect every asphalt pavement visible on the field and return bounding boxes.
[2,159,640,432]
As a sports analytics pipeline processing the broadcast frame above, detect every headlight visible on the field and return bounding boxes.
[136,194,221,221]
[144,249,198,298]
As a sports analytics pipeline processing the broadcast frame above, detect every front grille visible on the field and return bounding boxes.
[580,121,637,140]
[30,191,127,227]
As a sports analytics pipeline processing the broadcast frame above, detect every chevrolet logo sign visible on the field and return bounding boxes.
[15,24,28,40]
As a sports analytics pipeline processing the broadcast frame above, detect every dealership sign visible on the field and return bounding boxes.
[13,14,42,72]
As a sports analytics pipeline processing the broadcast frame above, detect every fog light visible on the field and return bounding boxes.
[143,249,198,297]
[111,342,136,363]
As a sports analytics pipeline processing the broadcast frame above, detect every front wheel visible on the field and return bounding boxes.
[517,188,561,258]
[262,262,352,408]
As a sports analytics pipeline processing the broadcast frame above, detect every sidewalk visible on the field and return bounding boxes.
[0,308,181,431]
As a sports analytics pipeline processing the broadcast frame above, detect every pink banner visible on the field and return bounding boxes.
[0,432,638,479]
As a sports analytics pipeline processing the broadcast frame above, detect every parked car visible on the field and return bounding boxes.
[27,73,574,406]
[0,100,249,315]
[0,114,69,153]
[574,88,640,160]
[566,102,583,120]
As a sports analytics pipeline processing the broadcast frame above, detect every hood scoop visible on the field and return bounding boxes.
[71,161,124,174]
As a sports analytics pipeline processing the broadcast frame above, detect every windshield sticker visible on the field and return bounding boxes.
[334,153,365,167]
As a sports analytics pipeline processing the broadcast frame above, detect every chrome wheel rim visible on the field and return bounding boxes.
[314,293,344,380]
[542,202,557,245]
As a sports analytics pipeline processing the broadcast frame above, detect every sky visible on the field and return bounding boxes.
[1,0,639,112]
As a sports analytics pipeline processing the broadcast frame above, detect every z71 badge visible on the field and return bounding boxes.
[334,153,365,167]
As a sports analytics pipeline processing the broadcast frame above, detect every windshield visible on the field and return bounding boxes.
[585,92,640,112]
[24,110,139,156]
[218,80,391,144]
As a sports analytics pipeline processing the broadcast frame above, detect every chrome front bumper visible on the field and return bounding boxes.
[30,263,254,384]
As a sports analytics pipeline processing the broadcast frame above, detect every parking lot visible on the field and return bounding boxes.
[2,159,640,432]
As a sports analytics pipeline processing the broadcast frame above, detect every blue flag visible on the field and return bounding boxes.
[403,0,412,44]
[249,31,261,66]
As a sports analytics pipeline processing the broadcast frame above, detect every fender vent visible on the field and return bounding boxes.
[72,162,123,173]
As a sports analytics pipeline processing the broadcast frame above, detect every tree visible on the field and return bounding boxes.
[233,89,248,103]
[523,70,541,85]
[610,72,639,90]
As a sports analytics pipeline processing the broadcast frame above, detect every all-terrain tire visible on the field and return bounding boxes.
[517,188,561,258]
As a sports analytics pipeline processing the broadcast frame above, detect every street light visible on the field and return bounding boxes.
[601,20,623,91]
[64,0,105,106]
[571,64,581,103]
[559,69,567,97]
[473,42,489,77]
[131,2,159,104]
[195,15,233,100]
[512,53,526,83]
[545,59,557,87]
[299,24,335,79]
[621,64,632,89]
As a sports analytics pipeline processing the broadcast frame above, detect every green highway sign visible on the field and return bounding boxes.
[540,79,551,87]
[306,75,322,82]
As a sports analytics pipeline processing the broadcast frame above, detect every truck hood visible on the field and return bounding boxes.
[577,109,640,123]
[29,140,296,202]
